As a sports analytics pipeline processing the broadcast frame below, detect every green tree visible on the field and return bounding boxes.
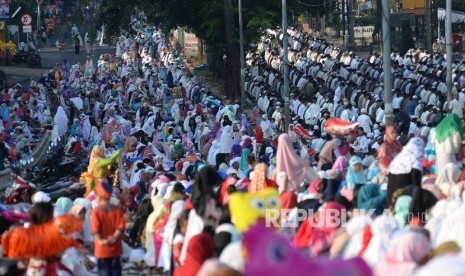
[96,0,309,97]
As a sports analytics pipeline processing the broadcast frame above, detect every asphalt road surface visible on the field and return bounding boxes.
[0,27,115,86]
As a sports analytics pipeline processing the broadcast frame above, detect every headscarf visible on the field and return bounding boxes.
[191,166,221,218]
[159,200,186,271]
[73,198,93,243]
[276,134,307,191]
[198,259,239,276]
[405,185,438,223]
[357,184,386,216]
[174,233,214,276]
[389,137,424,175]
[362,215,398,267]
[415,253,465,276]
[393,195,412,228]
[435,113,463,143]
[219,176,237,205]
[240,148,250,171]
[309,201,345,257]
[242,137,252,150]
[55,197,73,216]
[374,231,431,276]
[346,156,367,189]
[53,106,68,136]
[219,125,234,153]
[435,163,461,198]
[231,144,242,157]
[70,204,85,218]
[331,156,348,179]
[241,113,249,129]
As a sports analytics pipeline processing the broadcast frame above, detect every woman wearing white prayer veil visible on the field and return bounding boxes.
[53,106,68,136]
[157,200,186,271]
[73,197,93,245]
[51,124,61,144]
[89,126,101,148]
[81,115,91,142]
[362,215,398,267]
[260,114,274,139]
[208,140,220,166]
[144,191,166,267]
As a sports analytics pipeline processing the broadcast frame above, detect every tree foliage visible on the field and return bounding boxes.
[94,0,315,97]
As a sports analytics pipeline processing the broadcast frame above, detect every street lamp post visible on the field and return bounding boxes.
[239,0,246,107]
[37,2,40,32]
[445,0,452,105]
[382,0,394,125]
[282,0,290,131]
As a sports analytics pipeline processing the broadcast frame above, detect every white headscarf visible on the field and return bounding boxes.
[219,125,234,153]
[208,140,220,165]
[158,200,186,271]
[435,163,462,198]
[73,198,93,244]
[389,137,424,174]
[362,215,398,267]
[53,106,69,136]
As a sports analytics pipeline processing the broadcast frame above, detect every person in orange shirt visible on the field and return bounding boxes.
[91,179,125,276]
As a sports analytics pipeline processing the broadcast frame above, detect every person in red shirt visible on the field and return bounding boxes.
[91,179,125,276]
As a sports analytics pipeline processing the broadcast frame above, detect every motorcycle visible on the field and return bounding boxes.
[12,50,41,68]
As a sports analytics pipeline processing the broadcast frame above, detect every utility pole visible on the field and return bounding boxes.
[37,1,40,33]
[445,0,452,105]
[382,0,394,125]
[347,0,354,44]
[342,0,346,44]
[425,0,431,51]
[239,0,246,108]
[282,0,290,131]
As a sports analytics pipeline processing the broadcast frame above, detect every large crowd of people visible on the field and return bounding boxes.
[1,14,465,276]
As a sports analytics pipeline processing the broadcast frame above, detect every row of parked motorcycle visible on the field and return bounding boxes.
[2,135,88,204]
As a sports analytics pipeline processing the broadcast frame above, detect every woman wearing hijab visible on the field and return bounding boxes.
[387,137,424,204]
[158,200,186,272]
[240,147,250,172]
[431,114,463,172]
[73,198,93,244]
[393,195,413,228]
[187,117,200,151]
[357,184,386,216]
[378,125,402,171]
[322,156,349,201]
[435,163,462,199]
[346,156,367,189]
[275,133,319,193]
[317,137,341,170]
[180,167,223,264]
[54,197,73,217]
[362,215,398,267]
[288,124,298,144]
[260,114,274,139]
[53,106,68,136]
[144,192,166,267]
[174,228,214,276]
[374,231,431,276]
[217,125,233,168]
[240,113,249,130]
[293,201,346,257]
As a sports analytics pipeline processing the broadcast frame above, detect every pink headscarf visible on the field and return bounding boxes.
[70,205,85,217]
[309,201,345,257]
[331,156,348,179]
[276,134,306,191]
[374,231,431,276]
